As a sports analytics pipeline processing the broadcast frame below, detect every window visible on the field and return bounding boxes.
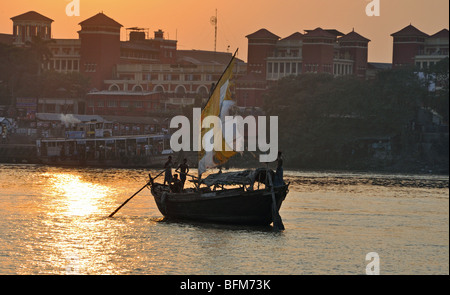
[268,63,273,74]
[107,100,117,108]
[133,85,143,92]
[46,104,55,112]
[85,63,97,72]
[185,74,201,81]
[155,85,165,93]
[280,63,284,74]
[109,85,120,91]
[120,101,129,108]
[286,63,291,74]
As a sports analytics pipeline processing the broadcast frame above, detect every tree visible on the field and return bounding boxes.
[25,36,54,76]
[263,68,430,169]
[0,43,36,104]
[424,57,449,122]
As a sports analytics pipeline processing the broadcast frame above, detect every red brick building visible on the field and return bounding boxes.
[78,13,123,90]
[10,11,53,46]
[237,27,370,108]
[391,24,449,68]
[337,30,370,78]
[246,29,280,80]
[391,24,429,68]
[85,91,162,116]
[302,28,337,74]
[2,11,246,116]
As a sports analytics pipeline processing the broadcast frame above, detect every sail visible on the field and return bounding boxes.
[198,50,238,175]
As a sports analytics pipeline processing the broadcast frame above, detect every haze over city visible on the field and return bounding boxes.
[0,0,448,63]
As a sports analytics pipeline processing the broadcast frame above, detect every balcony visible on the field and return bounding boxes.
[163,97,195,106]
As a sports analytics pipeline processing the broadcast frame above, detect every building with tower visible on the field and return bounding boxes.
[336,30,370,78]
[237,27,371,107]
[302,28,337,74]
[391,24,430,68]
[391,24,449,69]
[0,11,245,116]
[11,11,53,46]
[78,13,123,90]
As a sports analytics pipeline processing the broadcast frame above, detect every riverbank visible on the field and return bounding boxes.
[1,143,448,176]
[225,152,449,176]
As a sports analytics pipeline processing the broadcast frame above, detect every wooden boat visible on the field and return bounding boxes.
[147,50,289,228]
[149,168,289,226]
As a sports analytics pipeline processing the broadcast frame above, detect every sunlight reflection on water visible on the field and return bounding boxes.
[41,172,112,217]
[0,164,448,275]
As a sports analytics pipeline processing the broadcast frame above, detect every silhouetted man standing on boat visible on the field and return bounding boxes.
[274,151,284,186]
[177,158,189,189]
[164,155,173,185]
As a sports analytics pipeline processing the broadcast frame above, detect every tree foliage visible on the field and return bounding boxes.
[0,42,90,105]
[263,68,435,169]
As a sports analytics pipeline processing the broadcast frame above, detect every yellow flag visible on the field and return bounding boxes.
[198,51,237,175]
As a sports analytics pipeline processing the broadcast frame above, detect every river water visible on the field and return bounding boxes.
[0,164,448,275]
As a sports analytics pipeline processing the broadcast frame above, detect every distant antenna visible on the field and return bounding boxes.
[210,9,218,52]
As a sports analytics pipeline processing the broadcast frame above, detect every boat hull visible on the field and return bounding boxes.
[151,185,289,226]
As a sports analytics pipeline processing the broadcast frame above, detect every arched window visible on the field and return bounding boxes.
[132,85,144,92]
[197,86,209,98]
[109,84,120,91]
[154,85,165,93]
[175,85,186,98]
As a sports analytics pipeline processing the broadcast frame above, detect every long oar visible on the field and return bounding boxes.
[109,169,165,218]
[267,169,285,231]
[149,169,166,184]
[109,169,166,217]
[175,169,199,179]
[108,182,150,218]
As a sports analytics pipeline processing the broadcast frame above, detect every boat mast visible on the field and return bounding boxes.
[197,49,239,182]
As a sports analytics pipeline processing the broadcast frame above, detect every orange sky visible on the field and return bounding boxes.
[0,0,448,63]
